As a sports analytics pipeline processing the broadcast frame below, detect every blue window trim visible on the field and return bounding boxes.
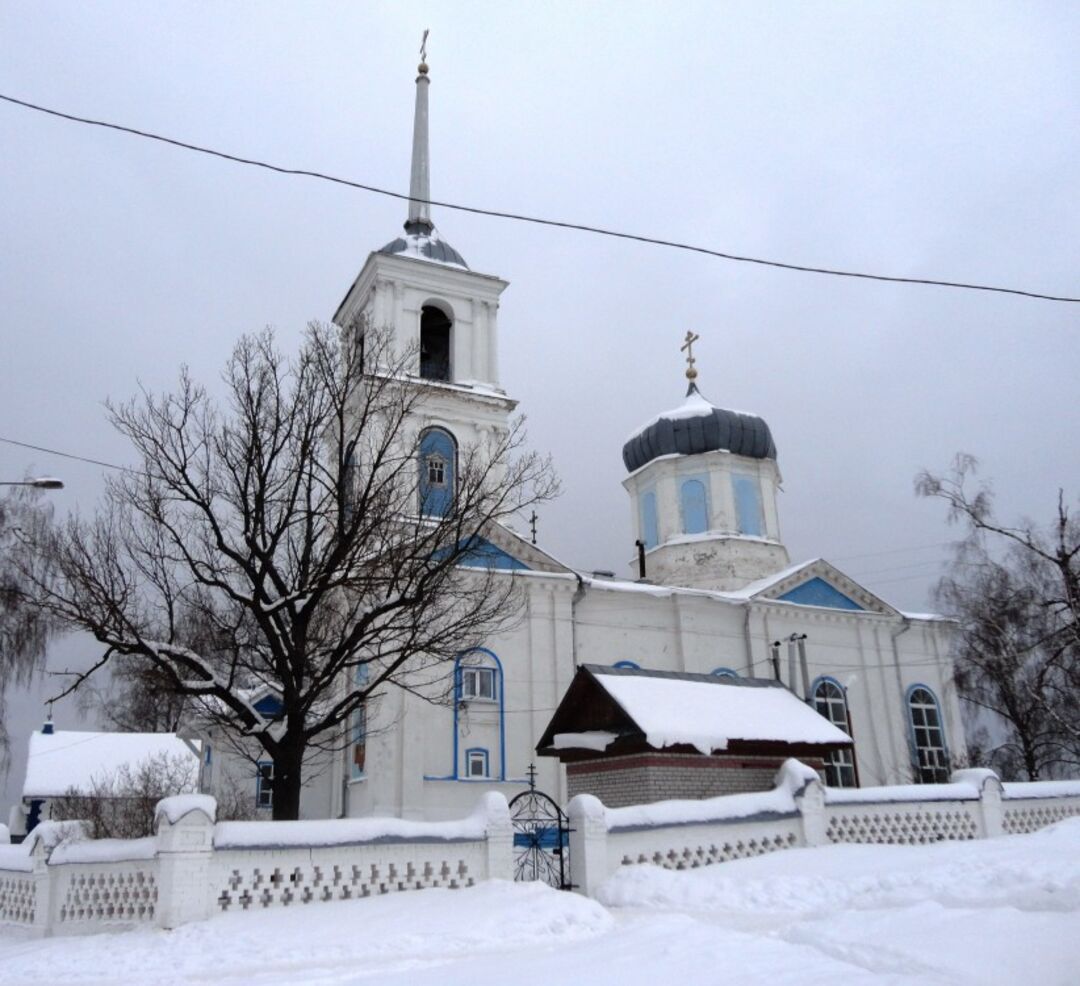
[905,682,950,772]
[613,660,640,670]
[733,473,764,537]
[711,666,738,679]
[419,427,457,517]
[679,475,709,535]
[464,747,490,779]
[426,648,506,783]
[256,761,274,809]
[810,674,847,697]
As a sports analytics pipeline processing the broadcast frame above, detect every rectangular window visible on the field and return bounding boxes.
[461,667,496,701]
[256,761,274,810]
[466,749,489,778]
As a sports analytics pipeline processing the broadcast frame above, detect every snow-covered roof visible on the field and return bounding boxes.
[539,666,852,757]
[23,730,200,799]
[594,669,851,753]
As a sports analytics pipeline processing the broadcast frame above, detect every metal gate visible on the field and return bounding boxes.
[508,765,572,890]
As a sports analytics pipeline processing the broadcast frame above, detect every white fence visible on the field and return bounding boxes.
[0,793,512,937]
[2,766,1079,936]
[567,761,1080,895]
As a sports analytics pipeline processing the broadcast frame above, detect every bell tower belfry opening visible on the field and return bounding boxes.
[332,38,516,448]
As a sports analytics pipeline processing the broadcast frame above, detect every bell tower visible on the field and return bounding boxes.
[333,44,516,450]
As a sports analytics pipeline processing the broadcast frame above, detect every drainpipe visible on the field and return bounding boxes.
[795,633,810,699]
[787,634,798,692]
[634,539,647,581]
[570,571,587,670]
[891,617,913,778]
[742,605,755,678]
[770,640,782,682]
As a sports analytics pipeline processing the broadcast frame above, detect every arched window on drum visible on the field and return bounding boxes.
[812,677,857,788]
[419,427,456,517]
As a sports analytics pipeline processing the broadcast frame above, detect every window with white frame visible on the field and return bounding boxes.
[256,761,274,810]
[813,679,857,788]
[908,686,949,783]
[461,666,496,701]
[465,748,489,778]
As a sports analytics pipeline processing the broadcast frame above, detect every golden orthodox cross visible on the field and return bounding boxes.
[681,330,700,382]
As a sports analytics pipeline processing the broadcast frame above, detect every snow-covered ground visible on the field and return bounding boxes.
[2,819,1078,985]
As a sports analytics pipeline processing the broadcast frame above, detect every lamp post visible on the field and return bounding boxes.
[0,477,64,489]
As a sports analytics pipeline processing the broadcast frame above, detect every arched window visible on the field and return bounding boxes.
[420,305,452,381]
[640,491,658,549]
[613,660,640,670]
[812,678,856,788]
[680,478,708,534]
[907,685,949,783]
[419,427,456,517]
[452,649,505,782]
[733,474,764,537]
[711,667,738,679]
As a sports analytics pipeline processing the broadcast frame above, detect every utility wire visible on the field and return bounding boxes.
[2,92,1078,305]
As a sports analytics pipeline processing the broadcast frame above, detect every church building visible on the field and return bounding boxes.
[303,57,964,821]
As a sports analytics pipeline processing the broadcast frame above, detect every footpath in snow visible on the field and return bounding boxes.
[1,818,1078,986]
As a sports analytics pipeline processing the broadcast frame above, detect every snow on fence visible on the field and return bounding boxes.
[568,761,1080,895]
[0,793,512,937]
[1,767,1078,935]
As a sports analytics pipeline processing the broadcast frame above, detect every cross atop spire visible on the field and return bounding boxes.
[681,330,701,391]
[407,30,433,234]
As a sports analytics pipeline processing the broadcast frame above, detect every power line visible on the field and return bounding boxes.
[2,92,1078,305]
[0,435,132,474]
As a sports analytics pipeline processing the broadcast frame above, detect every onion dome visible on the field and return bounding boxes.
[622,383,777,473]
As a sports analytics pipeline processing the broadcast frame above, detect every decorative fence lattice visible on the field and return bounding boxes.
[55,865,158,926]
[1002,799,1080,835]
[213,846,481,913]
[0,873,36,926]
[616,826,800,871]
[826,804,979,845]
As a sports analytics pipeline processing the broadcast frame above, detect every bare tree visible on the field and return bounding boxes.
[19,322,559,818]
[49,751,200,839]
[0,486,56,770]
[917,455,1080,779]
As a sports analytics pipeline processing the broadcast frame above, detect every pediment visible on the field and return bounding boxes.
[750,559,899,616]
[458,523,573,575]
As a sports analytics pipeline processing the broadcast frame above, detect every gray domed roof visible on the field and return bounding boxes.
[379,220,468,269]
[622,385,777,473]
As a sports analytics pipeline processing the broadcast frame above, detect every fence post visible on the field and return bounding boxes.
[154,795,217,930]
[951,768,1004,838]
[786,768,827,847]
[481,792,514,882]
[30,836,52,937]
[567,794,608,897]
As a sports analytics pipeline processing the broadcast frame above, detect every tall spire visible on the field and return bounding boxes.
[406,30,433,234]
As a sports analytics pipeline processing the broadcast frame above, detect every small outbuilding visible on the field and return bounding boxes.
[10,723,201,838]
[537,665,853,807]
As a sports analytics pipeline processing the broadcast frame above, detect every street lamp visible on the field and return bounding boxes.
[0,477,64,489]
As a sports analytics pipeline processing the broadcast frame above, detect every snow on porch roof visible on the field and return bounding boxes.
[23,730,200,799]
[546,665,852,756]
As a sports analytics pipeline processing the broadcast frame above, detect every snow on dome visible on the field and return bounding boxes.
[622,385,777,473]
[379,223,469,269]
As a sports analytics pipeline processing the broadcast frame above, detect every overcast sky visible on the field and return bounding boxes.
[1,3,1077,799]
